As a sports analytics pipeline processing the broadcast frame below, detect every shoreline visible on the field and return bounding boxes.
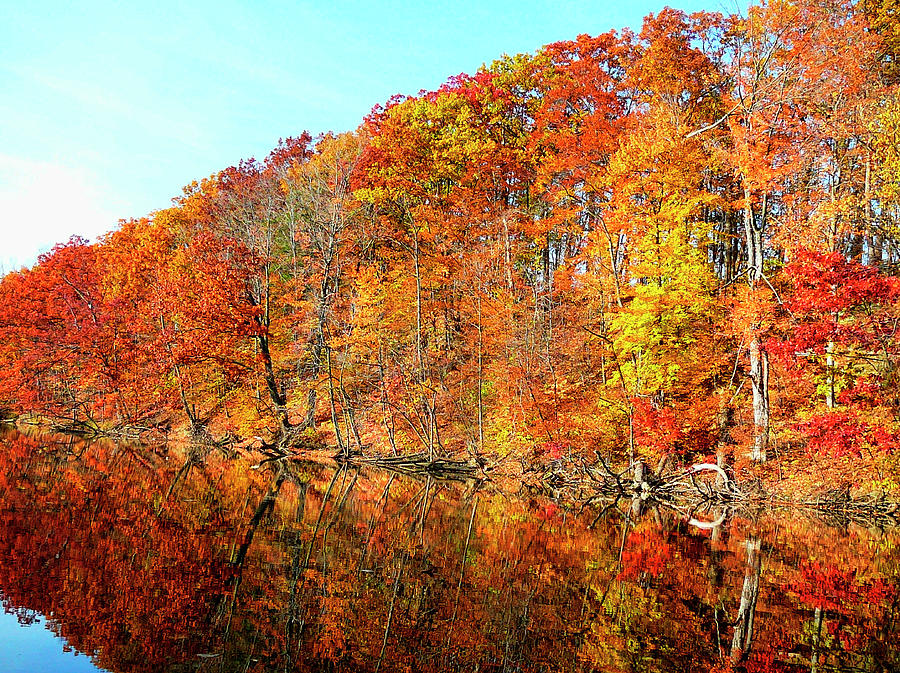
[4,416,899,527]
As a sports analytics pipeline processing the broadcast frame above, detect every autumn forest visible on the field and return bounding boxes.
[3,0,900,497]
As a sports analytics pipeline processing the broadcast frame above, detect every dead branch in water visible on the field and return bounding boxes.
[339,452,483,480]
[565,457,900,528]
[539,455,749,506]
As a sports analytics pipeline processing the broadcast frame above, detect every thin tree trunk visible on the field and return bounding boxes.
[172,361,198,428]
[412,228,435,459]
[744,189,769,462]
[413,230,424,381]
[503,214,513,291]
[748,336,769,461]
[825,340,836,409]
[256,332,290,433]
[326,347,346,456]
[476,296,484,454]
[339,375,364,452]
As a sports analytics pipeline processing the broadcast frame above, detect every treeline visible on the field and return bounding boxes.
[2,0,899,469]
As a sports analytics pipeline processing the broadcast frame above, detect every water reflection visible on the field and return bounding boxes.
[0,608,108,673]
[0,427,898,672]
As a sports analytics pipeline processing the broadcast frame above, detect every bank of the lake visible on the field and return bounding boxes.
[6,413,900,525]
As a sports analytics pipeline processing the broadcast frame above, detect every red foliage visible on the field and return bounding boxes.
[771,249,899,361]
[797,410,897,457]
[632,399,683,454]
[536,440,568,460]
[837,378,884,409]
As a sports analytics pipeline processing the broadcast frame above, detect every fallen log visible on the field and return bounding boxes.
[340,452,482,479]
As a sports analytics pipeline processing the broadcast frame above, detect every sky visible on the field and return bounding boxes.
[0,0,739,273]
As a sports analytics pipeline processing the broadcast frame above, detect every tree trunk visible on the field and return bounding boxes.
[825,340,836,408]
[744,190,770,462]
[503,214,514,291]
[476,297,484,455]
[326,347,346,456]
[715,406,734,488]
[257,333,290,434]
[748,336,769,461]
[744,190,765,286]
[413,230,425,381]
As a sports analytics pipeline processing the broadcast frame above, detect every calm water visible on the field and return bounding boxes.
[0,426,898,673]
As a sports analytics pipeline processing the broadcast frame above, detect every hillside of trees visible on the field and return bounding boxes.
[2,0,900,492]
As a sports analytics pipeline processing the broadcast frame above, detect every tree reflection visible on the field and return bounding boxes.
[0,428,898,672]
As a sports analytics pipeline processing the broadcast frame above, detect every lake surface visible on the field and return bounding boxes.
[0,426,898,672]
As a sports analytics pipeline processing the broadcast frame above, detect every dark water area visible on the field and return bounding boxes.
[0,427,898,672]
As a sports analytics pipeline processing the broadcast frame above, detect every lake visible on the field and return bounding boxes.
[0,426,897,672]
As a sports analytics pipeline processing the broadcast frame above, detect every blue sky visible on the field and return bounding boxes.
[0,0,737,272]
